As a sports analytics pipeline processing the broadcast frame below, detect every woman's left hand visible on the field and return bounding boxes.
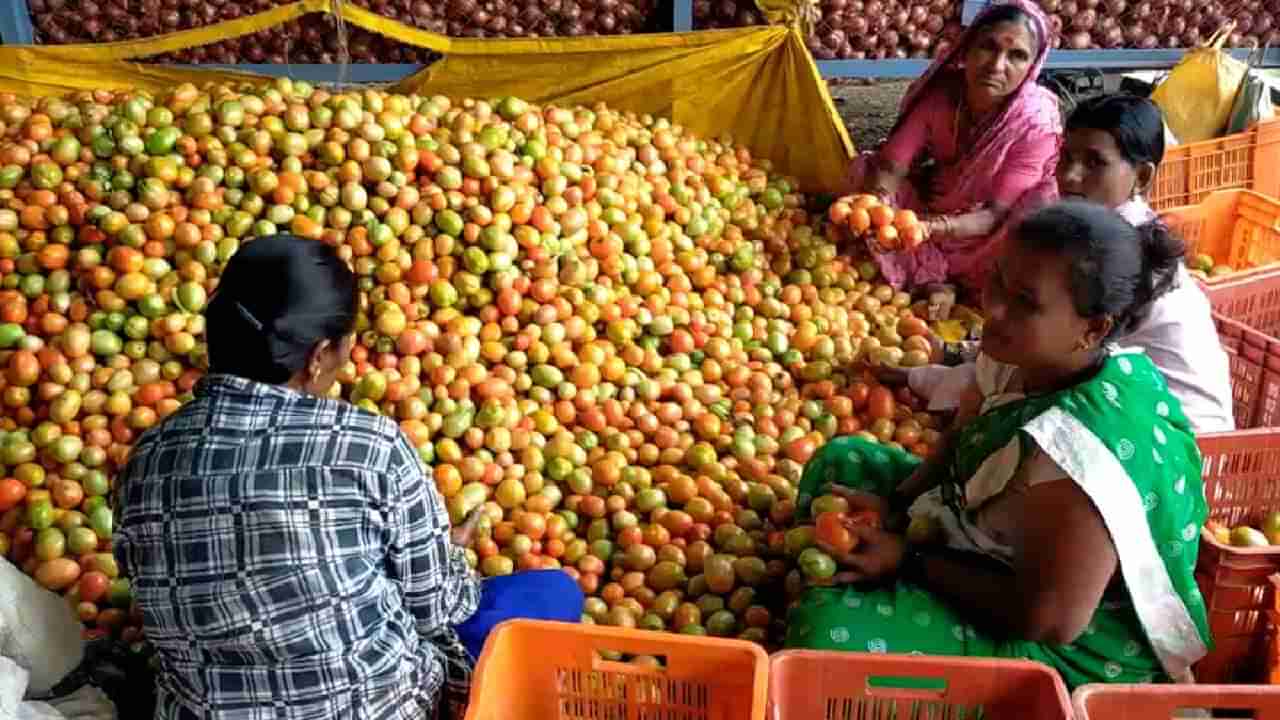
[817,524,907,584]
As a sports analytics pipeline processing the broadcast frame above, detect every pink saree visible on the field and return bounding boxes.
[849,0,1062,292]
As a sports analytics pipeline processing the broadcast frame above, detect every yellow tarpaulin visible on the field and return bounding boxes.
[0,0,853,190]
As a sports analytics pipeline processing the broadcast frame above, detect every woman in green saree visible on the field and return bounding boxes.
[785,200,1210,688]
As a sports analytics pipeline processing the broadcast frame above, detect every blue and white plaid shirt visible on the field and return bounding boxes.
[114,375,481,720]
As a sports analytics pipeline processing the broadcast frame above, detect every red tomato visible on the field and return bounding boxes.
[0,477,26,511]
[815,511,857,555]
[867,386,896,421]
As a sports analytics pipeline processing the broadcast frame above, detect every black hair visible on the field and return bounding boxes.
[969,4,1041,56]
[1066,93,1166,168]
[1015,201,1185,336]
[205,234,357,385]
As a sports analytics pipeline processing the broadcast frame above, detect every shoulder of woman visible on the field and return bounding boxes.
[1007,85,1065,133]
[323,399,410,453]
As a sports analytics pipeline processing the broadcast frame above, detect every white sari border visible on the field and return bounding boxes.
[1024,406,1206,683]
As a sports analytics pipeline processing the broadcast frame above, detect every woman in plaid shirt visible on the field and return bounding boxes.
[114,235,580,720]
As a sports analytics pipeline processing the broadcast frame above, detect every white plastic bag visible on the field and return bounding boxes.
[0,560,84,696]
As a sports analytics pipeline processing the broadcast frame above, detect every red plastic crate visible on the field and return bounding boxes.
[1213,313,1280,428]
[1204,273,1280,345]
[1073,683,1280,719]
[1151,117,1280,212]
[1194,429,1280,682]
[767,651,1071,720]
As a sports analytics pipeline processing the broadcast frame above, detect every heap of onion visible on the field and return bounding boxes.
[806,0,958,60]
[31,0,659,50]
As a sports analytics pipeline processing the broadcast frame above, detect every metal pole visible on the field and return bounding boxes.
[0,0,36,44]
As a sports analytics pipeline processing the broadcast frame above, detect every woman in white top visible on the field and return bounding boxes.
[909,94,1234,431]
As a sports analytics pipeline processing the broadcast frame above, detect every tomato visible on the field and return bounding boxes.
[815,511,857,555]
[34,557,80,590]
[77,570,110,604]
[0,477,25,511]
[810,494,851,516]
[797,548,837,581]
[867,386,897,422]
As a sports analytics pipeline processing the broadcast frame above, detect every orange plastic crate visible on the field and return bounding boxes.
[463,620,769,720]
[767,651,1071,720]
[1162,190,1280,286]
[1213,314,1280,428]
[1150,116,1280,212]
[1072,683,1280,719]
[1194,429,1280,682]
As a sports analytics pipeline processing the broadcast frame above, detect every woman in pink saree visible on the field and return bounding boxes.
[849,0,1062,293]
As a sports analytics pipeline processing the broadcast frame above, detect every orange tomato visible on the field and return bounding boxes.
[901,224,926,250]
[849,207,872,234]
[869,205,896,228]
[876,224,899,251]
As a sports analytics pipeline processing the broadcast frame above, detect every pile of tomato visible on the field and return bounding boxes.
[0,80,945,644]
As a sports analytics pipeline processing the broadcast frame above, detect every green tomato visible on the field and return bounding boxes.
[88,504,113,540]
[798,547,837,580]
[27,499,54,531]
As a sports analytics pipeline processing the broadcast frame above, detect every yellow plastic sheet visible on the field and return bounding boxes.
[0,0,853,191]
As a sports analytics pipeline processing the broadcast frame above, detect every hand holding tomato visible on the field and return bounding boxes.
[815,511,858,555]
[821,523,907,585]
[822,484,890,522]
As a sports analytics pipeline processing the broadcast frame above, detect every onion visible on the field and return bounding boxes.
[1068,30,1092,47]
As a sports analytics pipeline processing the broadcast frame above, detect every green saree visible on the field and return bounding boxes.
[784,350,1211,688]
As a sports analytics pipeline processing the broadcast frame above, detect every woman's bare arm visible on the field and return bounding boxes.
[920,476,1118,643]
[930,205,1007,240]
